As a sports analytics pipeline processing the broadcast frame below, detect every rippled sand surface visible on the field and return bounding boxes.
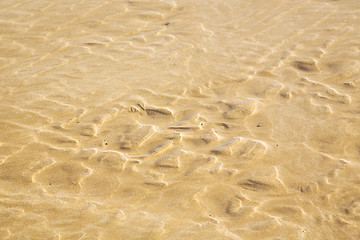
[1,0,360,239]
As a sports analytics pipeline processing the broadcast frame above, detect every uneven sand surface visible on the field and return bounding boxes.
[1,0,360,239]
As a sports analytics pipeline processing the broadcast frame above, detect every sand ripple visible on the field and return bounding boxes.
[1,0,360,239]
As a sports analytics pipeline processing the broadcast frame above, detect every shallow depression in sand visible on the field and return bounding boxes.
[0,0,360,239]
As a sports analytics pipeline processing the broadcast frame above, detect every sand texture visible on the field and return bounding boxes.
[1,0,360,239]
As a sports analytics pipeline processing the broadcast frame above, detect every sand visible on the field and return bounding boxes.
[0,0,360,239]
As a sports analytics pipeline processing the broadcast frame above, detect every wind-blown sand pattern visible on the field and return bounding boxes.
[1,0,360,239]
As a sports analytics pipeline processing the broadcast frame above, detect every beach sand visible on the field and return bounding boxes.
[0,0,360,239]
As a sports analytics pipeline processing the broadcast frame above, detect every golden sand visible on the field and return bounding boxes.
[0,0,360,239]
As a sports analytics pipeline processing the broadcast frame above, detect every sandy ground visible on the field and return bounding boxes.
[0,0,360,239]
